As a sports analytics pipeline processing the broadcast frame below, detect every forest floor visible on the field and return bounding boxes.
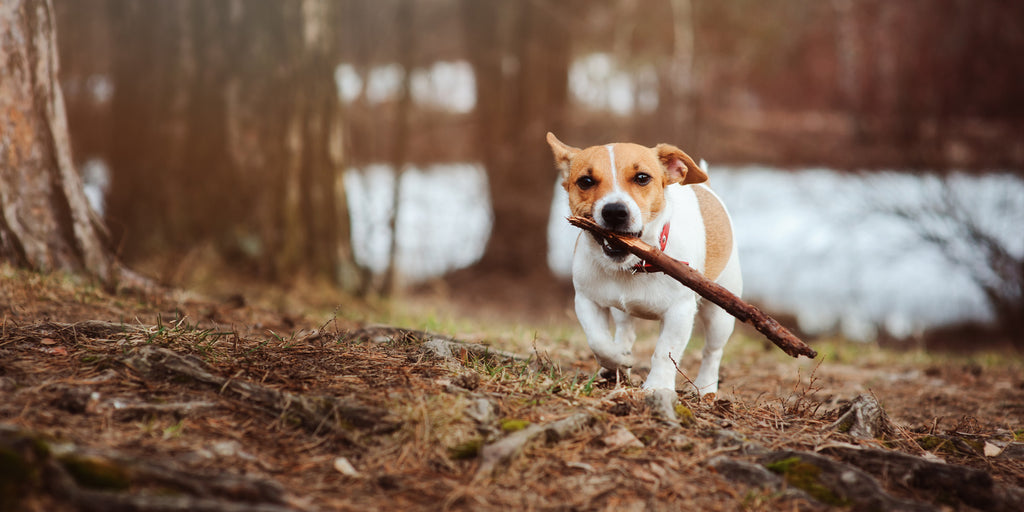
[1,264,1023,511]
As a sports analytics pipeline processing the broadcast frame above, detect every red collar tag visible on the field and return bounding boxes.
[632,222,681,274]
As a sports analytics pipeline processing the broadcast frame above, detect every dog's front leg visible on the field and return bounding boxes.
[575,295,633,371]
[609,308,637,355]
[643,297,698,391]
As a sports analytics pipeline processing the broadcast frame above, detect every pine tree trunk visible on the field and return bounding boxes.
[0,0,118,284]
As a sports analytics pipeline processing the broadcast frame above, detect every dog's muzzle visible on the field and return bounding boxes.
[594,203,640,260]
[600,203,631,231]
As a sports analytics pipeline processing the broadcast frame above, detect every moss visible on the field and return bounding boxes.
[765,457,849,507]
[59,455,132,491]
[675,405,696,427]
[960,437,985,454]
[0,447,34,509]
[916,435,958,455]
[500,419,531,432]
[448,438,483,460]
[833,417,853,433]
[1014,429,1024,442]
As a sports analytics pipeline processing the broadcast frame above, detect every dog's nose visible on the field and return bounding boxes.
[601,203,630,228]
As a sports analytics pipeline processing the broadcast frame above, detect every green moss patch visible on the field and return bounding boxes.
[765,457,849,507]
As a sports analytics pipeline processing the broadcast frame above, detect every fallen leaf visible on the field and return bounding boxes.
[40,338,57,345]
[333,457,359,477]
[984,442,1003,457]
[46,347,68,356]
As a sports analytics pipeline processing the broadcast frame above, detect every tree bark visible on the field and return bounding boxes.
[0,0,118,284]
[568,216,817,359]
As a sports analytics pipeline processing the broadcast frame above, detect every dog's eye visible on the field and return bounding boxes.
[576,176,596,190]
[634,173,652,186]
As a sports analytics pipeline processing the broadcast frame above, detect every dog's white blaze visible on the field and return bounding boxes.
[605,144,619,192]
[595,143,643,233]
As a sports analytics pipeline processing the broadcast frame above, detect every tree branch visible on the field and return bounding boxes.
[568,216,817,359]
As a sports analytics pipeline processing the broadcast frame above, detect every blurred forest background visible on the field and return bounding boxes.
[45,0,1024,345]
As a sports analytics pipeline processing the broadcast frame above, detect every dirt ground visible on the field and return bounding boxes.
[1,264,1023,511]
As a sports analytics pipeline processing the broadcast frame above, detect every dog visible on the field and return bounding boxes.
[546,132,742,396]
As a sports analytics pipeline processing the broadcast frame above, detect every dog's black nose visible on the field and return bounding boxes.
[601,203,630,228]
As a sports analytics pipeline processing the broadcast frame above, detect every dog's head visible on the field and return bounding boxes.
[547,132,707,259]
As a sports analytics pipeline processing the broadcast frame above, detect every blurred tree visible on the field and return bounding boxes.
[380,0,415,296]
[460,0,571,277]
[0,0,131,287]
[64,0,351,286]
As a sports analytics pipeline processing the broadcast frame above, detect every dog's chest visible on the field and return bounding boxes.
[575,270,690,319]
[572,185,706,319]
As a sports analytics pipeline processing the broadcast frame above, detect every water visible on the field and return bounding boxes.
[343,163,492,283]
[549,167,1024,340]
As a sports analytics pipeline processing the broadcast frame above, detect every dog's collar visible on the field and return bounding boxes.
[632,222,682,274]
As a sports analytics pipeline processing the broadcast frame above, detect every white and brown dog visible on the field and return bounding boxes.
[547,132,742,397]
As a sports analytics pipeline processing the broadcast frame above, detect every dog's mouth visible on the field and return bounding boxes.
[591,230,641,260]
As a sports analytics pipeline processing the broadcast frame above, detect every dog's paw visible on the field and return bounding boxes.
[640,377,676,393]
[693,376,719,398]
[594,351,634,373]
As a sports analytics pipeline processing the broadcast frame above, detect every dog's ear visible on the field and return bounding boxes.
[655,143,708,185]
[546,132,580,185]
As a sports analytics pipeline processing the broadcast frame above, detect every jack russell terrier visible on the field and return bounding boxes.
[547,132,742,397]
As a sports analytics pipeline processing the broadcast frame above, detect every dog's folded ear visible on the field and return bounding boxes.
[655,143,708,185]
[546,132,580,185]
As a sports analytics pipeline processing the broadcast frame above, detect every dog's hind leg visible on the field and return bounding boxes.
[693,303,735,396]
[694,261,742,397]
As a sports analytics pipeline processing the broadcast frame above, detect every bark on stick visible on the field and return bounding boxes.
[568,216,817,359]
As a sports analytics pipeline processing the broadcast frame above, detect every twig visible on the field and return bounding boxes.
[475,411,595,479]
[568,216,817,359]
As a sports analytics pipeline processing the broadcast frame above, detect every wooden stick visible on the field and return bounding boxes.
[568,216,817,359]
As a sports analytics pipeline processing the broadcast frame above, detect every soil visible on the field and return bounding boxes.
[1,264,1023,511]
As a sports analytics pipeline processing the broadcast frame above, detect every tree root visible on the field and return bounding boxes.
[122,345,400,439]
[0,426,306,512]
[348,325,530,363]
[823,445,1024,512]
[707,396,1024,511]
[827,393,896,439]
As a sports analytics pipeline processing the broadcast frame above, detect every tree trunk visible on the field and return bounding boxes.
[380,0,415,296]
[460,1,571,277]
[0,0,118,284]
[101,0,349,284]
